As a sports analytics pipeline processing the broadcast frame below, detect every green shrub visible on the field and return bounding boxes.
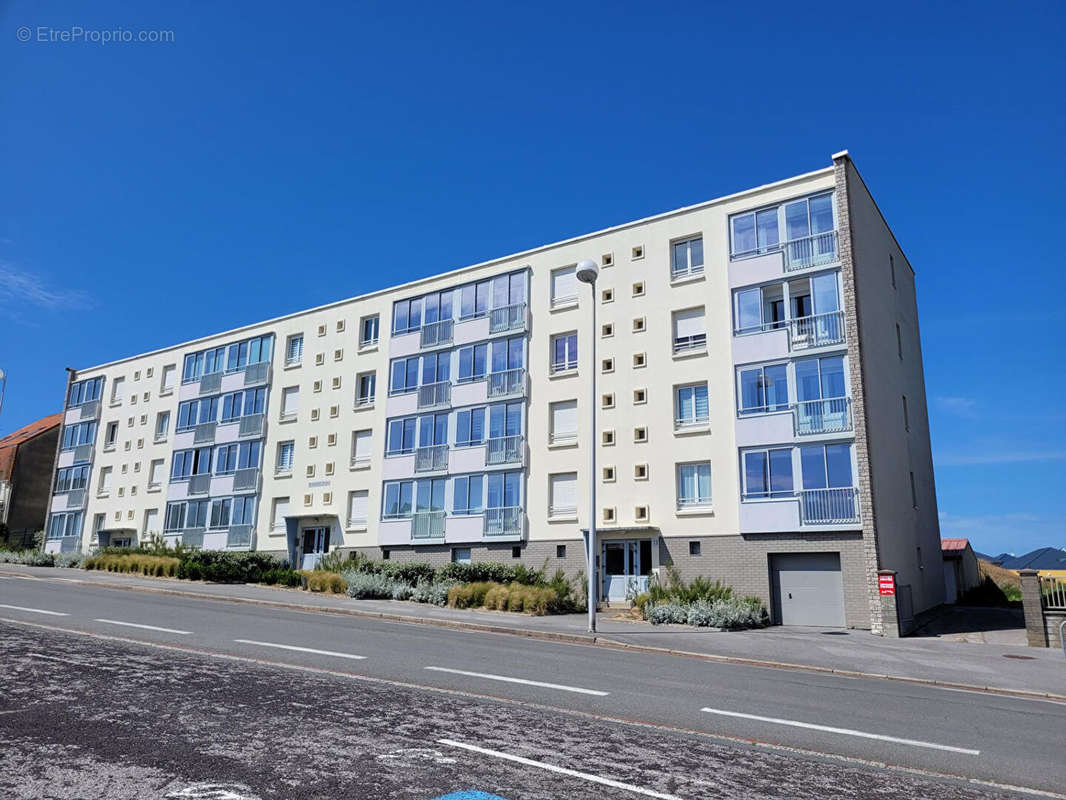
[438,561,544,586]
[408,579,455,606]
[645,596,767,628]
[261,567,301,586]
[343,570,401,599]
[313,549,356,574]
[0,549,55,566]
[176,551,283,584]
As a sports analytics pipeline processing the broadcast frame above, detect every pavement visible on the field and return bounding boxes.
[2,569,1066,797]
[3,564,1063,699]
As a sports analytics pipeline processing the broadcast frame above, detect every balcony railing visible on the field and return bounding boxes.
[549,504,576,519]
[414,444,449,472]
[794,398,853,435]
[674,415,710,430]
[789,310,845,350]
[417,381,451,410]
[198,371,222,396]
[783,230,839,271]
[1041,577,1066,611]
[489,302,527,334]
[226,525,254,549]
[180,530,205,548]
[193,422,217,445]
[188,474,212,495]
[485,506,523,537]
[488,368,524,399]
[486,435,523,466]
[79,400,101,421]
[355,394,375,409]
[238,413,265,438]
[420,319,454,349]
[411,510,446,540]
[232,467,260,492]
[799,487,859,524]
[673,334,707,354]
[64,489,87,509]
[72,444,94,464]
[671,264,705,281]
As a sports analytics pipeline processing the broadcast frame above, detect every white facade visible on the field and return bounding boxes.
[45,153,942,631]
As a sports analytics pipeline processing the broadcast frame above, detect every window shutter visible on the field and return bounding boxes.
[551,266,577,301]
[273,497,290,527]
[348,491,369,523]
[281,387,300,415]
[551,400,577,438]
[673,308,705,339]
[550,473,577,511]
[354,431,372,461]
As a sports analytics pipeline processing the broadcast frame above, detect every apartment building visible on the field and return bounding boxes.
[44,151,942,634]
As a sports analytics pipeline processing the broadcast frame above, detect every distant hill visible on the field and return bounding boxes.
[976,548,1066,570]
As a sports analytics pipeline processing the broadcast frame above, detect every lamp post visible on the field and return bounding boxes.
[575,259,599,633]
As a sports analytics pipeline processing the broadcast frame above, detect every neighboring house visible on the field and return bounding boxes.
[44,151,943,634]
[0,413,63,548]
[941,538,980,603]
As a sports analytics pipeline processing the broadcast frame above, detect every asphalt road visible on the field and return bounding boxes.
[1,573,1063,799]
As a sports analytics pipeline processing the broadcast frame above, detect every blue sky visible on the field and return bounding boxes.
[1,1,1063,554]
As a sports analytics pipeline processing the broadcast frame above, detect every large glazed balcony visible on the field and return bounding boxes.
[739,488,860,532]
[735,398,853,446]
[732,312,845,364]
[385,436,525,481]
[64,400,100,426]
[178,362,272,402]
[728,233,839,287]
[732,273,845,364]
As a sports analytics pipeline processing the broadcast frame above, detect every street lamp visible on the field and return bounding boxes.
[575,258,599,633]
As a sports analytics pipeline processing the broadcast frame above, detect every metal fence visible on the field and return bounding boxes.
[799,487,860,524]
[485,506,523,537]
[489,302,527,334]
[420,319,454,349]
[1042,577,1066,610]
[414,444,449,472]
[783,230,839,271]
[488,368,524,398]
[417,381,451,410]
[486,435,523,466]
[794,397,853,435]
[411,511,446,540]
[790,310,845,349]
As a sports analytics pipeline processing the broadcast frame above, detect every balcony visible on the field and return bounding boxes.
[226,525,254,549]
[241,361,271,386]
[730,230,839,274]
[420,319,454,349]
[486,435,523,466]
[411,511,446,541]
[79,400,100,421]
[414,444,449,473]
[485,506,523,538]
[72,444,94,464]
[488,368,525,399]
[193,422,217,445]
[417,381,451,410]
[793,398,853,436]
[232,467,260,493]
[187,474,212,495]
[800,487,860,524]
[733,310,845,364]
[198,371,223,396]
[238,413,265,438]
[489,302,528,335]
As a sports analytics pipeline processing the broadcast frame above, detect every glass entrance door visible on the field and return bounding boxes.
[602,540,652,602]
[301,526,329,570]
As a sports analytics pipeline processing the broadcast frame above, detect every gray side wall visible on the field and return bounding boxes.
[845,160,943,617]
[7,427,60,536]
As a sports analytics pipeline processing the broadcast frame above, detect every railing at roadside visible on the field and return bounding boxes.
[1042,576,1066,610]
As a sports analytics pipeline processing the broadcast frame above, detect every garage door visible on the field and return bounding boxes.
[771,553,845,627]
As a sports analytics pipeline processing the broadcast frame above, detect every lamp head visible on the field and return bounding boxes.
[575,259,599,284]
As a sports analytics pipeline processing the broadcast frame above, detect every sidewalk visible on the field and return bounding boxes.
[4,564,1064,698]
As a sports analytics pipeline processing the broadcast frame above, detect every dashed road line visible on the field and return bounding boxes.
[425,666,608,696]
[94,618,191,635]
[234,639,366,660]
[0,603,68,616]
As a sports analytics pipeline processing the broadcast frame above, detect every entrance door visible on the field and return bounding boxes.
[602,540,652,602]
[301,527,329,570]
[771,552,845,626]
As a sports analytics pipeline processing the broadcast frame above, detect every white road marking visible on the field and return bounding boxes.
[937,686,1066,707]
[438,738,683,799]
[94,618,191,635]
[233,639,366,660]
[425,666,608,696]
[0,603,68,616]
[700,707,980,755]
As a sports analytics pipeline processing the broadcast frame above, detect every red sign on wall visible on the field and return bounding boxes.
[878,575,896,596]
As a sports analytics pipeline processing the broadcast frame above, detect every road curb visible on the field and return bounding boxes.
[7,568,1065,702]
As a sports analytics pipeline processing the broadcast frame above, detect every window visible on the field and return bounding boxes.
[549,400,577,444]
[306,464,315,477]
[271,497,290,530]
[215,441,261,474]
[67,376,104,407]
[313,380,323,393]
[889,254,897,288]
[325,461,335,476]
[512,545,522,559]
[317,324,327,336]
[331,376,341,390]
[221,387,266,422]
[54,465,90,493]
[675,383,709,427]
[689,541,701,556]
[549,473,577,517]
[910,471,918,508]
[46,511,83,540]
[730,193,834,259]
[160,365,176,394]
[176,397,218,432]
[800,443,853,492]
[315,353,324,366]
[104,421,119,448]
[183,336,273,382]
[329,405,339,418]
[170,447,212,480]
[60,421,97,450]
[896,323,903,360]
[310,409,320,421]
[738,364,789,415]
[634,505,649,522]
[551,332,578,373]
[98,466,113,495]
[557,544,567,558]
[382,477,447,519]
[153,412,170,441]
[356,372,376,406]
[672,307,706,353]
[149,459,164,488]
[743,448,794,499]
[455,407,486,447]
[389,356,421,394]
[457,343,488,383]
[352,430,372,466]
[276,441,295,474]
[110,377,126,404]
[143,509,160,535]
[452,474,485,514]
[671,236,704,279]
[632,245,644,260]
[677,462,712,508]
[550,265,578,307]
[902,395,910,432]
[286,335,304,366]
[360,315,380,347]
[280,386,300,420]
[452,547,472,564]
[347,490,369,527]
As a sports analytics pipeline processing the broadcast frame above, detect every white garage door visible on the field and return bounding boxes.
[771,552,845,627]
